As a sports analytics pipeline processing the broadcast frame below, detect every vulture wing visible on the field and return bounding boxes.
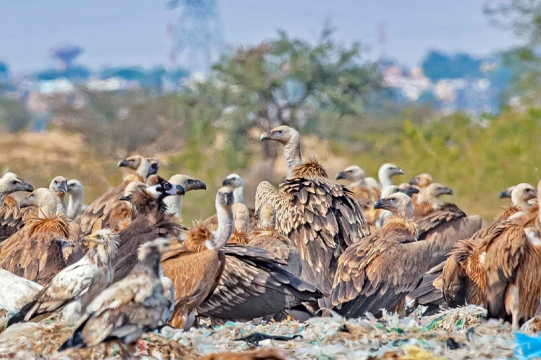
[0,269,43,314]
[249,228,302,277]
[0,204,36,243]
[197,244,323,321]
[256,178,369,294]
[331,228,431,318]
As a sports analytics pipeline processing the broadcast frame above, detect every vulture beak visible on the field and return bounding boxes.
[118,159,129,168]
[221,192,234,206]
[82,234,98,245]
[22,182,34,192]
[222,178,232,186]
[167,184,185,196]
[19,197,31,208]
[396,168,405,175]
[260,132,270,141]
[119,194,132,202]
[336,171,346,180]
[373,198,386,210]
[194,180,207,191]
[59,181,68,194]
[444,188,454,195]
[500,190,511,199]
[408,178,417,185]
[147,166,159,176]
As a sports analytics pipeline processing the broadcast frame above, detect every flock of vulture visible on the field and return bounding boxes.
[0,124,540,358]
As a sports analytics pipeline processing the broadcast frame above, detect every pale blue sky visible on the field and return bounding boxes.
[0,0,521,74]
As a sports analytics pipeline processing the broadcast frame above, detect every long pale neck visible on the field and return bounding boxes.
[136,162,150,180]
[284,136,302,172]
[67,192,83,219]
[39,203,57,219]
[350,179,363,188]
[233,187,245,204]
[379,174,393,188]
[164,195,182,218]
[212,205,233,250]
[56,193,66,215]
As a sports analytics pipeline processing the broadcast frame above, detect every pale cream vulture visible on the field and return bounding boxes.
[331,192,432,318]
[163,174,206,219]
[257,125,370,298]
[0,173,34,242]
[66,179,84,220]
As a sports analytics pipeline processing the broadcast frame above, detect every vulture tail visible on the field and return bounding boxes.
[6,300,36,327]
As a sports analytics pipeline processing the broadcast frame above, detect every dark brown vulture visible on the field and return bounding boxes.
[161,187,234,329]
[0,173,34,243]
[257,125,370,300]
[441,183,537,308]
[331,192,432,318]
[78,155,150,235]
[111,177,185,282]
[0,188,82,286]
[58,238,173,359]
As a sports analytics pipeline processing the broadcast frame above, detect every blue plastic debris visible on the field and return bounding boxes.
[515,332,541,359]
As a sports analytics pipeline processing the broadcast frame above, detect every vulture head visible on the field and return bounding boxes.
[397,183,420,197]
[217,186,234,208]
[232,202,250,232]
[118,155,150,180]
[137,238,172,276]
[49,176,68,196]
[20,188,58,218]
[169,174,207,193]
[500,185,516,199]
[427,183,454,197]
[254,202,276,228]
[146,158,160,176]
[67,179,83,196]
[260,125,300,145]
[511,183,536,209]
[374,192,413,219]
[82,228,119,260]
[409,173,434,188]
[336,165,365,183]
[378,163,404,187]
[146,176,185,201]
[0,172,34,195]
[222,173,243,189]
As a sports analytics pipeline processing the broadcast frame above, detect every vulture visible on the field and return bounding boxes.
[204,173,256,231]
[161,187,234,329]
[0,188,82,285]
[500,185,516,199]
[78,155,150,235]
[257,125,370,298]
[50,176,68,215]
[364,185,417,229]
[0,173,34,242]
[336,165,375,210]
[249,203,302,277]
[164,174,207,219]
[331,192,432,318]
[378,163,405,188]
[228,203,251,245]
[407,183,483,312]
[146,157,160,176]
[441,183,537,308]
[7,229,118,326]
[66,179,84,220]
[481,180,541,328]
[409,173,434,189]
[0,269,43,315]
[112,177,185,282]
[58,238,173,359]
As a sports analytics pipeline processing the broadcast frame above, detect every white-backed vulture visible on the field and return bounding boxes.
[58,238,173,358]
[66,179,84,220]
[161,187,233,329]
[164,174,206,219]
[257,126,370,297]
[7,229,118,326]
[0,173,34,242]
[482,180,541,328]
[49,176,68,215]
[440,184,537,308]
[331,192,432,318]
[378,163,405,188]
[78,155,150,235]
[0,269,43,315]
[249,203,302,277]
[112,177,185,282]
[407,183,482,311]
[0,189,82,285]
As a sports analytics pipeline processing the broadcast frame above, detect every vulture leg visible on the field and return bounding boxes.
[507,285,520,330]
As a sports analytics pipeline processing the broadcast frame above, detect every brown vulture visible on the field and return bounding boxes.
[256,125,370,301]
[0,173,34,243]
[331,192,432,318]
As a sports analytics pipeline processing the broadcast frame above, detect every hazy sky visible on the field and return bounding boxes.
[0,0,521,74]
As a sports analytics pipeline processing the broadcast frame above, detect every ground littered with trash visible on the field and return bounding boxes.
[0,305,538,359]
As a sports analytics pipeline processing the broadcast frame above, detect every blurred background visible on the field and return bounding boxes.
[1,0,540,222]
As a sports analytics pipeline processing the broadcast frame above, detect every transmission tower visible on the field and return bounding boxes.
[167,0,224,70]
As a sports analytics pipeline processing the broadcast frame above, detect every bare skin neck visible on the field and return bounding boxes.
[283,134,303,172]
[164,195,182,218]
[233,187,245,204]
[67,192,83,219]
[212,203,233,250]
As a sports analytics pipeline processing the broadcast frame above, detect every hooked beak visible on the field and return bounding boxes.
[373,199,386,210]
[167,184,185,196]
[147,166,159,176]
[19,196,31,208]
[119,194,132,202]
[222,178,232,186]
[399,187,419,197]
[118,159,128,168]
[82,234,97,245]
[409,177,417,185]
[444,188,453,195]
[336,171,346,180]
[22,182,34,192]
[194,180,207,191]
[396,168,405,175]
[500,190,511,199]
[260,132,270,141]
[59,181,68,194]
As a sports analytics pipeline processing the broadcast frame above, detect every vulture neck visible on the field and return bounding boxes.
[350,179,364,188]
[135,249,161,278]
[283,135,303,173]
[136,161,151,181]
[211,203,233,251]
[379,171,394,188]
[164,195,182,218]
[233,187,245,204]
[55,193,67,216]
[67,192,83,219]
[39,203,58,219]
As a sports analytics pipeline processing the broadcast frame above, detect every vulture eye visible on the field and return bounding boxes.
[54,181,58,184]
[389,198,396,203]
[276,130,282,134]
[11,180,17,185]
